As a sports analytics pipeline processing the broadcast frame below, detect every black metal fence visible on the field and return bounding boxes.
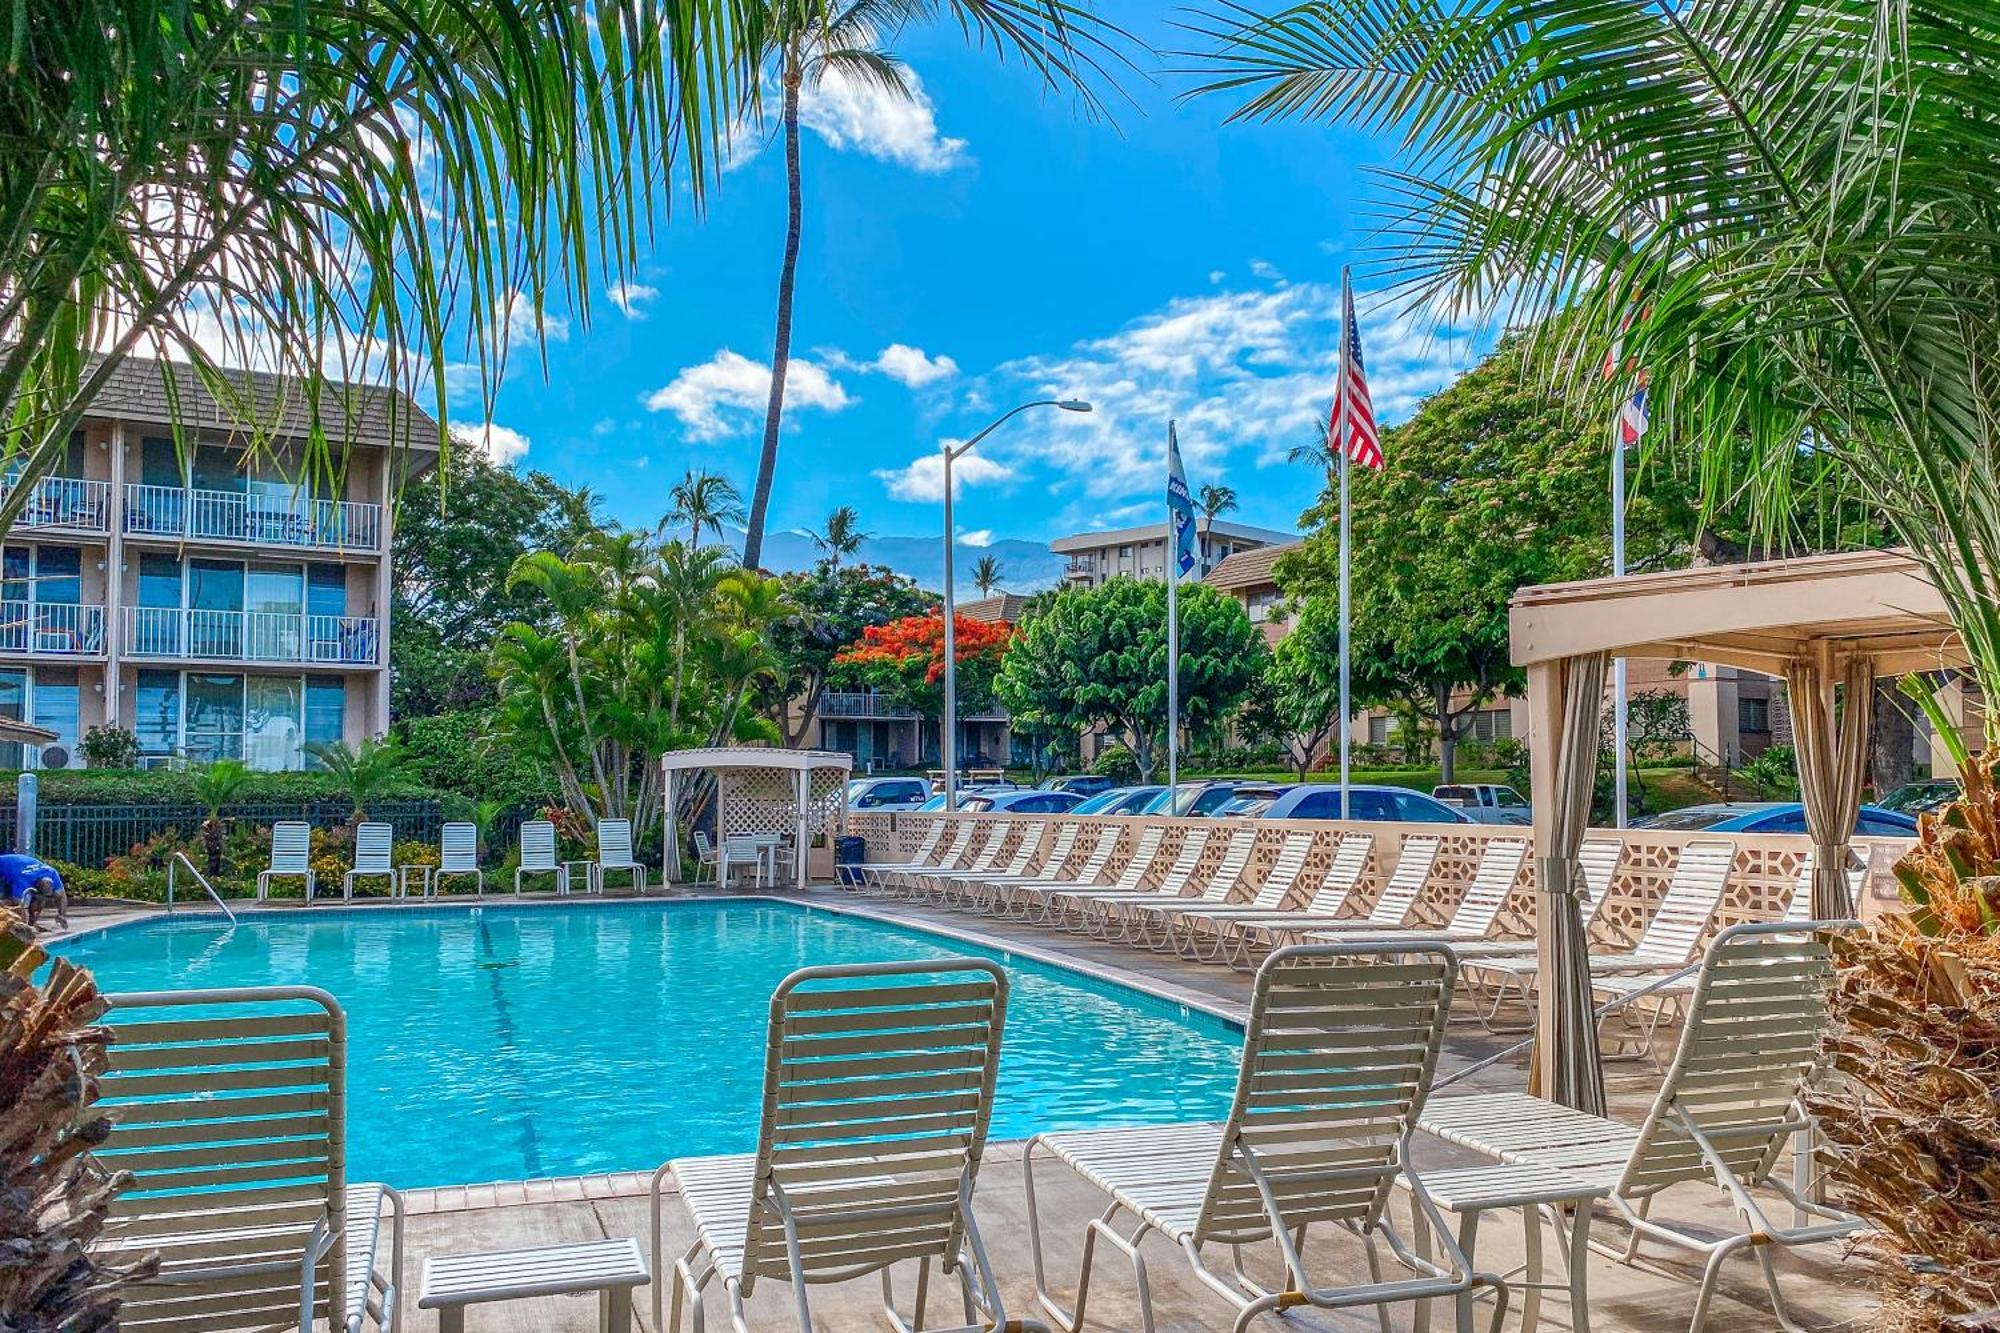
[6,798,447,869]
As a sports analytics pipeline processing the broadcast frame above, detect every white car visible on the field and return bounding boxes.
[1432,783,1532,826]
[846,776,931,812]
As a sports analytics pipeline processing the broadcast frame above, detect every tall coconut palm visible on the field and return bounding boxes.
[971,554,1004,597]
[736,0,1129,569]
[1197,483,1238,523]
[810,504,868,567]
[667,469,746,551]
[1,0,753,534]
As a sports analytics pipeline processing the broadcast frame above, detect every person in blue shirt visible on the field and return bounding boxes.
[0,853,65,929]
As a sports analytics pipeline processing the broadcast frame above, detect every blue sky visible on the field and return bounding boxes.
[449,2,1481,550]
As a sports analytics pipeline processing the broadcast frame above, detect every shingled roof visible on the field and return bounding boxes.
[72,353,441,453]
[958,593,1027,624]
[1204,541,1298,592]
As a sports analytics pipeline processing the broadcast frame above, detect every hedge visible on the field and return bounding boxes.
[0,768,450,807]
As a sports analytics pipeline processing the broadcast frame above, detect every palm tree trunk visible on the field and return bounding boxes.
[742,58,803,571]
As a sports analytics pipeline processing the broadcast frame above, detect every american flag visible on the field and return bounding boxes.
[1618,386,1650,446]
[1332,282,1383,471]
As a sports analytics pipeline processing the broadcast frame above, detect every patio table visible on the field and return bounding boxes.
[419,1236,648,1333]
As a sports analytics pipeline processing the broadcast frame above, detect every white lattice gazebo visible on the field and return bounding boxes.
[661,748,854,888]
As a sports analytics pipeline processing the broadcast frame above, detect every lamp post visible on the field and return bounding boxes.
[940,398,1091,810]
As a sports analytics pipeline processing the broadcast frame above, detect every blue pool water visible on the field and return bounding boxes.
[53,901,1243,1188]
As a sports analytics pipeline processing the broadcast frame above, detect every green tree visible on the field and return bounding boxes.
[764,563,931,746]
[667,469,746,552]
[1239,599,1341,779]
[809,505,869,568]
[1197,483,1238,523]
[0,0,746,534]
[971,555,1005,598]
[191,759,252,876]
[737,0,1126,567]
[994,579,1265,782]
[305,737,407,822]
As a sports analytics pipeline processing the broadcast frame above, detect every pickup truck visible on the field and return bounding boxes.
[1432,783,1533,826]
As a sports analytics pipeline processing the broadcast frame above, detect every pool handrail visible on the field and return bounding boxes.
[166,849,237,926]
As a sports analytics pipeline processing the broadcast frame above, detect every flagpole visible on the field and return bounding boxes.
[1167,421,1182,794]
[1337,269,1354,819]
[1611,407,1629,828]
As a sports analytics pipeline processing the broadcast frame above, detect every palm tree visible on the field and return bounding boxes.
[1287,419,1335,474]
[190,759,252,877]
[306,738,406,823]
[971,554,1004,597]
[1197,483,1238,523]
[810,504,868,567]
[736,0,1128,569]
[1,0,749,537]
[666,469,746,551]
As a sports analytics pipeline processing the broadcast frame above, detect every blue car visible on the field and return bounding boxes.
[1254,784,1475,825]
[1071,785,1166,816]
[1633,802,1917,837]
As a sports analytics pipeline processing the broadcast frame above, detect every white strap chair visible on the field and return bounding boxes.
[1226,833,1444,968]
[425,821,484,899]
[1025,943,1480,1333]
[862,820,973,892]
[1307,834,1531,947]
[653,958,1019,1333]
[1131,828,1319,957]
[994,823,1127,920]
[514,819,569,895]
[1020,824,1172,927]
[592,818,649,895]
[259,820,317,902]
[691,830,719,885]
[341,822,397,901]
[1203,831,1376,967]
[94,986,403,1333]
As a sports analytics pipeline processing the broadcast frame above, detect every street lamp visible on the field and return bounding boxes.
[940,398,1091,810]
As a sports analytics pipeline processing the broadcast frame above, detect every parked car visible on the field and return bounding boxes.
[845,776,931,812]
[1632,802,1918,837]
[1144,781,1264,818]
[1876,779,1959,815]
[956,789,1086,815]
[1258,784,1476,825]
[1432,783,1533,826]
[1039,774,1113,798]
[915,787,1008,812]
[1071,785,1167,816]
[1218,784,1300,817]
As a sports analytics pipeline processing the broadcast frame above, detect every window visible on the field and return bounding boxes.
[1468,708,1513,743]
[245,676,303,771]
[1738,696,1771,734]
[307,564,346,619]
[247,565,304,659]
[0,669,24,769]
[1290,791,1338,819]
[1347,791,1398,821]
[1395,791,1456,824]
[1367,714,1403,745]
[33,669,79,766]
[305,677,346,760]
[141,437,184,488]
[36,547,80,606]
[135,670,180,758]
[184,672,246,761]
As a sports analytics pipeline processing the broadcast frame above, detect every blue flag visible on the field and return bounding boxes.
[1166,422,1197,579]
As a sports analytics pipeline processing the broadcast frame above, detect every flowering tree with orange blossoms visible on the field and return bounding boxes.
[834,611,1014,727]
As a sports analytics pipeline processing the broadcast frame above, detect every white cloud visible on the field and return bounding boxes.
[451,421,531,466]
[607,281,658,319]
[828,342,959,388]
[872,447,1015,502]
[959,529,994,547]
[644,348,852,440]
[801,65,966,172]
[501,292,568,349]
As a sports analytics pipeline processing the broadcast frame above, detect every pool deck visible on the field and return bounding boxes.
[51,888,1881,1332]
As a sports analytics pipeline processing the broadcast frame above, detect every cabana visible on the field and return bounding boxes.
[1510,547,1963,1110]
[660,748,853,889]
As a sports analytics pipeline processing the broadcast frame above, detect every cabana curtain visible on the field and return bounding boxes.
[1540,650,1609,1115]
[1786,655,1875,919]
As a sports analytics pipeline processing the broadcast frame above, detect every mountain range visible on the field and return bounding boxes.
[741,528,1070,598]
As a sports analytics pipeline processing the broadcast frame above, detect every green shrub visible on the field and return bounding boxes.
[395,708,556,805]
[79,726,139,769]
[1089,747,1140,784]
[3,768,443,807]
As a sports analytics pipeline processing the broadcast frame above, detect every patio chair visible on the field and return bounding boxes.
[1304,835,1531,948]
[1220,833,1444,969]
[1023,943,1480,1333]
[652,958,1023,1333]
[592,818,649,895]
[1016,824,1172,926]
[341,821,397,900]
[258,820,316,901]
[514,819,570,895]
[692,830,720,885]
[1072,826,1263,942]
[971,822,1102,917]
[898,820,1016,903]
[1198,831,1376,966]
[846,819,945,893]
[719,836,767,889]
[1420,919,1865,1333]
[860,819,974,893]
[418,821,484,899]
[94,986,403,1333]
[935,819,1047,910]
[1123,828,1318,957]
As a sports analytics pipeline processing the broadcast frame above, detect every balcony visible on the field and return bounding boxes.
[123,607,379,665]
[0,601,105,656]
[1063,557,1096,582]
[1,476,112,535]
[123,484,382,552]
[820,690,918,720]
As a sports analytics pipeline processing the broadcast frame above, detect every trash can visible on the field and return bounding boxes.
[834,835,867,887]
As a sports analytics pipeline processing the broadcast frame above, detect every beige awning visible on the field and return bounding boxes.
[0,718,61,748]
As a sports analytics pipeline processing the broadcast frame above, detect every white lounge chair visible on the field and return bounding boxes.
[592,818,649,895]
[416,820,484,899]
[514,819,570,895]
[1220,833,1444,970]
[848,819,945,892]
[653,958,1023,1333]
[1125,828,1318,957]
[1420,919,1865,1333]
[988,824,1120,919]
[259,820,317,901]
[342,821,397,900]
[863,820,975,893]
[936,820,1047,910]
[1024,943,1480,1333]
[1305,834,1530,948]
[1020,825,1173,927]
[95,986,404,1333]
[1085,827,1263,942]
[1200,831,1376,966]
[898,820,1017,903]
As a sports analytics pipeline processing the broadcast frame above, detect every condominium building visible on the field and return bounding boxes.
[0,356,435,770]
[1053,518,1296,586]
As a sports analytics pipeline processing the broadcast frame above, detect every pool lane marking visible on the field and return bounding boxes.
[473,909,545,1180]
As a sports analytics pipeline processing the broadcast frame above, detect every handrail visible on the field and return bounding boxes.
[167,850,237,925]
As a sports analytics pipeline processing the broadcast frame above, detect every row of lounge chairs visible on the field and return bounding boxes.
[848,816,1844,1046]
[251,817,649,902]
[92,922,1859,1333]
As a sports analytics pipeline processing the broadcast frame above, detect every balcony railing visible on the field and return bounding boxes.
[1063,557,1096,580]
[820,690,918,719]
[123,484,382,551]
[123,607,379,665]
[0,601,105,656]
[1,476,111,534]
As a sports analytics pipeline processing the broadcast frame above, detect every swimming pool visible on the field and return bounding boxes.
[54,900,1243,1189]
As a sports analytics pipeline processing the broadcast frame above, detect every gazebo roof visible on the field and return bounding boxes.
[1510,547,1962,677]
[659,747,854,774]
